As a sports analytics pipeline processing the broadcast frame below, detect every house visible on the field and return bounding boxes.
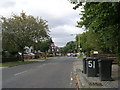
[24,46,34,54]
[48,43,60,56]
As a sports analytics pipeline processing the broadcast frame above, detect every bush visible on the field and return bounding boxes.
[2,51,18,57]
[2,57,19,63]
[2,51,19,63]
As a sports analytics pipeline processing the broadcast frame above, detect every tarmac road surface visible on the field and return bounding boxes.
[2,57,79,88]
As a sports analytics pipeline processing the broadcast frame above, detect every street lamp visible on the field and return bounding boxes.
[70,34,81,52]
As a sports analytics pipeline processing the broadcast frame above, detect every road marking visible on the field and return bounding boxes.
[14,71,27,76]
[71,77,73,81]
[70,72,73,81]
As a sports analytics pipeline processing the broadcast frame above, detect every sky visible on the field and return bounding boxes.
[0,0,85,47]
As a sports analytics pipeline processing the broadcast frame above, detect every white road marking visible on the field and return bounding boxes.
[71,77,73,81]
[14,71,27,76]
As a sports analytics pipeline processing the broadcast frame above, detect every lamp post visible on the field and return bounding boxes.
[70,34,81,52]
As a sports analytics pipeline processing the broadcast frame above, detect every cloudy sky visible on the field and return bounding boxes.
[0,0,84,47]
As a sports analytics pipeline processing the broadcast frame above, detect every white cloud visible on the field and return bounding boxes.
[51,25,83,35]
[50,25,84,47]
[0,0,84,47]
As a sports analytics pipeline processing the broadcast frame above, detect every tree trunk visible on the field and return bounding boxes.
[44,51,47,59]
[116,33,120,63]
[21,50,24,62]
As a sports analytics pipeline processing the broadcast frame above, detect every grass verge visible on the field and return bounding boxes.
[77,55,85,59]
[1,61,38,67]
[1,56,62,67]
[37,58,51,60]
[37,56,62,61]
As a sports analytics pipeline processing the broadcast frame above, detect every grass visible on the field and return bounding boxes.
[77,55,85,59]
[37,56,62,61]
[0,56,62,67]
[37,58,51,60]
[1,61,38,67]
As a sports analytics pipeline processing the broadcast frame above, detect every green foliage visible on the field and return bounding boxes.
[34,38,53,53]
[60,41,77,54]
[76,32,98,52]
[1,61,38,67]
[77,55,84,59]
[1,12,50,60]
[76,2,120,58]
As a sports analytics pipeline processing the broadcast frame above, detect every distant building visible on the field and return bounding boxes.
[48,43,60,55]
[24,46,34,53]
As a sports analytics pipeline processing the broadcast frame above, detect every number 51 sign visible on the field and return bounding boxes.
[88,60,96,68]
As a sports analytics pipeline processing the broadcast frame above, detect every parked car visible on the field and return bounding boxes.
[24,53,35,59]
[72,53,77,57]
[67,53,71,57]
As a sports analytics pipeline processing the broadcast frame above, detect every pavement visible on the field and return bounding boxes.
[73,58,119,89]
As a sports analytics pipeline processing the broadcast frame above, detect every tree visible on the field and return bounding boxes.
[73,2,120,60]
[34,38,53,53]
[33,38,53,58]
[1,12,50,61]
[76,31,101,54]
[61,41,77,54]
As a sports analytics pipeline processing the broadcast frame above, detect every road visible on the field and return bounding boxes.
[2,57,79,88]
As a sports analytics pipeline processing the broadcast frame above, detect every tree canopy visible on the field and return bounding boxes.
[34,38,53,53]
[74,2,120,60]
[1,12,50,61]
[60,41,77,54]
